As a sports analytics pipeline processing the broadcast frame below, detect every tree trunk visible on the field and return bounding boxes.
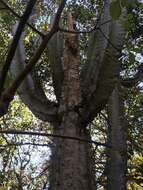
[49,14,95,190]
[106,85,127,190]
[49,115,95,190]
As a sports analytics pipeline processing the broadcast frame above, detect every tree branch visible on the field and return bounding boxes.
[48,31,64,102]
[0,0,37,94]
[10,31,58,122]
[0,142,52,147]
[6,0,66,94]
[81,0,111,101]
[80,5,126,124]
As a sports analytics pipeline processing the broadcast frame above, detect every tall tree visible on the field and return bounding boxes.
[0,0,130,189]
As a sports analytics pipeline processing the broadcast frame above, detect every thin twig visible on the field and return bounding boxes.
[0,129,109,147]
[0,142,52,147]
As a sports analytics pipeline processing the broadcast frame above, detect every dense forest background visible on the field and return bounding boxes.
[0,0,142,189]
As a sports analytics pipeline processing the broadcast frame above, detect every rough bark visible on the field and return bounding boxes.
[50,115,94,190]
[106,85,127,190]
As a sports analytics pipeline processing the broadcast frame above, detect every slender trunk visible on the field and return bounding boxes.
[106,86,127,190]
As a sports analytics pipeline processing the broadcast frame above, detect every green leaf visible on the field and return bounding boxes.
[110,1,121,20]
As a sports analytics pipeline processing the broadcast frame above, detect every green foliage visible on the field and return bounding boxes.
[128,154,143,189]
[0,96,33,129]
